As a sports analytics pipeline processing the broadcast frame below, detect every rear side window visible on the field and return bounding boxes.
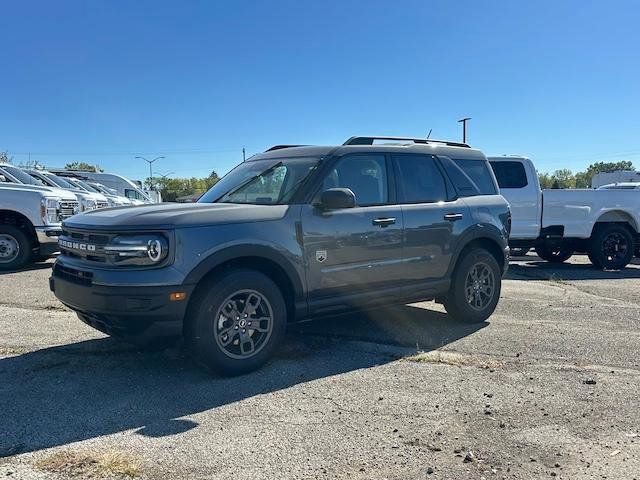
[490,161,528,189]
[393,154,447,203]
[439,157,497,196]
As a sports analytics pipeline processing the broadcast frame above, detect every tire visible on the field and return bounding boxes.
[535,244,573,263]
[443,248,502,324]
[185,269,287,376]
[588,224,634,270]
[510,247,530,257]
[0,225,33,271]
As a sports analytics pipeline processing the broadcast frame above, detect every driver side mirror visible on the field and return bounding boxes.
[0,174,7,183]
[319,188,356,210]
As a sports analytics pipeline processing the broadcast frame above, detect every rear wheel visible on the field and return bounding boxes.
[443,248,502,324]
[185,269,287,376]
[588,224,634,270]
[535,243,573,263]
[0,225,33,271]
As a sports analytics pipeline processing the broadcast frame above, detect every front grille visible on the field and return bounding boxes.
[53,263,93,286]
[59,201,79,220]
[96,201,109,209]
[59,228,115,263]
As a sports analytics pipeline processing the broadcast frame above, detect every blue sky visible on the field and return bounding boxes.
[1,1,639,181]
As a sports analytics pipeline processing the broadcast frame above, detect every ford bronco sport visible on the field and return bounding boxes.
[50,136,510,375]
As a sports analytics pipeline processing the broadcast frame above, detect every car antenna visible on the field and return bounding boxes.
[426,129,432,139]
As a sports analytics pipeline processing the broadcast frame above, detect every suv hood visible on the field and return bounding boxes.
[63,202,290,230]
[0,182,78,201]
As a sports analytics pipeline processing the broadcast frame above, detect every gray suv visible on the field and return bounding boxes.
[50,136,510,375]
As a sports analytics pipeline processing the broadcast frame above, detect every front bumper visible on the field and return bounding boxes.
[35,227,63,255]
[50,260,193,340]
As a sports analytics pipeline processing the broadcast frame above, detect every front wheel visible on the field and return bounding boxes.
[0,225,33,271]
[185,269,287,376]
[588,224,634,270]
[443,248,502,324]
[535,244,573,263]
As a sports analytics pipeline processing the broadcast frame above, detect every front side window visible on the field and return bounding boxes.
[319,154,388,206]
[199,157,320,205]
[490,161,528,189]
[394,154,447,203]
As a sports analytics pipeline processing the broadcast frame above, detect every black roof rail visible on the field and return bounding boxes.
[264,144,307,152]
[343,136,470,148]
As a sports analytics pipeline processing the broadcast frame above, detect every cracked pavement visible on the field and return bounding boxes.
[1,255,639,479]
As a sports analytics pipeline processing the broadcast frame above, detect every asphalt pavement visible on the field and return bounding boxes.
[1,255,639,479]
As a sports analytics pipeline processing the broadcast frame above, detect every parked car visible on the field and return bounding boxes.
[25,169,112,211]
[489,156,640,269]
[84,181,133,206]
[50,170,154,204]
[0,167,79,270]
[50,135,511,375]
[597,182,640,190]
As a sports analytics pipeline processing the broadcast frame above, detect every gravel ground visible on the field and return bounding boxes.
[1,255,639,479]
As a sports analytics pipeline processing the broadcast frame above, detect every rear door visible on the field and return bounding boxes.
[392,154,467,284]
[300,153,404,312]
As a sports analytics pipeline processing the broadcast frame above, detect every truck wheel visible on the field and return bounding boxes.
[588,224,634,270]
[443,248,502,324]
[0,225,33,271]
[185,269,287,376]
[535,244,573,263]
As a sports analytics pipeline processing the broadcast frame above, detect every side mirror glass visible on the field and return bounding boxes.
[0,174,6,183]
[319,188,356,209]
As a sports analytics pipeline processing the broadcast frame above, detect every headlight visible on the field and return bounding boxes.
[40,197,61,225]
[104,234,169,266]
[81,198,97,211]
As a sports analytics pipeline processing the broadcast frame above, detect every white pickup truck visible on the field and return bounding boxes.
[489,156,640,270]
[0,172,79,270]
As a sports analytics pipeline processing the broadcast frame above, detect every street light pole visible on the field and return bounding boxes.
[457,117,471,143]
[135,156,165,190]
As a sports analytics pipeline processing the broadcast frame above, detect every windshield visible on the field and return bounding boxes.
[2,165,43,185]
[43,173,76,189]
[75,179,100,193]
[198,157,320,205]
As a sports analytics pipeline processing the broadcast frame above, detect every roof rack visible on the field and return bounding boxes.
[343,136,470,148]
[264,144,307,152]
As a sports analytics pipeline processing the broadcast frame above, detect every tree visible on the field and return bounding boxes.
[64,162,102,172]
[0,152,12,164]
[144,170,221,202]
[550,169,576,189]
[538,172,554,189]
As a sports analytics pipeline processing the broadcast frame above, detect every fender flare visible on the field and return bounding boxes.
[447,224,508,276]
[182,243,305,300]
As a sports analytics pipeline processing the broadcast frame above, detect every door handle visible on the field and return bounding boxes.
[372,217,396,227]
[444,213,463,221]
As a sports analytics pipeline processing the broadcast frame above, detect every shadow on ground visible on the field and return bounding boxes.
[506,260,640,281]
[0,304,483,457]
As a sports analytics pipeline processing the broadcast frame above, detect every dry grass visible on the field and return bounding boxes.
[404,350,504,369]
[0,346,31,355]
[35,449,142,478]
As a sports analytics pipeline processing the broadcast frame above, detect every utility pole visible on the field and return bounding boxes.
[242,147,246,162]
[457,117,471,143]
[135,156,165,190]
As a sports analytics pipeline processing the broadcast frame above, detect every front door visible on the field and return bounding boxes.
[301,153,404,313]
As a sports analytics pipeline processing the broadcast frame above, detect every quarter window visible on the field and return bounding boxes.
[393,154,447,203]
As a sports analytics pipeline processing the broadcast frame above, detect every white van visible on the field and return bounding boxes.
[50,170,154,204]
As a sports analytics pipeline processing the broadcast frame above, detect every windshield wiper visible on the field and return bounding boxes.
[216,161,283,203]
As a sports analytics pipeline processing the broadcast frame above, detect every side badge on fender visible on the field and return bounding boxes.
[316,250,327,263]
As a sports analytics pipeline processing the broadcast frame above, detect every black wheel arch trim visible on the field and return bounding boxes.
[182,243,305,302]
[448,224,508,277]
